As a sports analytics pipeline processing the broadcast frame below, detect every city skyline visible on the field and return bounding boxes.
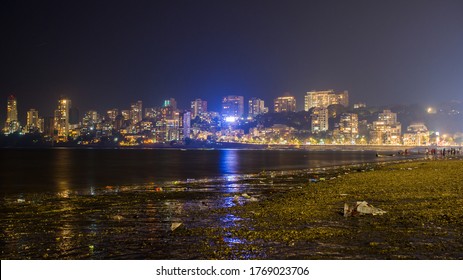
[1,0,463,122]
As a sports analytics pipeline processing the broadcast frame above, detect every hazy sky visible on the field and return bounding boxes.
[1,0,462,121]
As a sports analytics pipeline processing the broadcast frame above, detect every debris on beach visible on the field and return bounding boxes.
[171,222,182,231]
[233,193,258,203]
[343,201,387,217]
[242,193,251,199]
[112,214,124,221]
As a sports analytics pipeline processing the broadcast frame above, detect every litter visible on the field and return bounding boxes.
[344,201,387,217]
[171,222,182,231]
[241,193,251,199]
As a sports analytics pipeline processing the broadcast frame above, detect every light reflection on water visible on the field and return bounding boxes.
[1,149,421,259]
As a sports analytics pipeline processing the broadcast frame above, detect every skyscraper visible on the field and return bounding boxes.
[339,113,359,138]
[180,111,191,140]
[222,95,244,121]
[4,95,20,134]
[106,108,119,122]
[130,101,143,124]
[164,98,177,111]
[191,98,207,119]
[54,97,71,140]
[311,107,329,133]
[26,109,39,132]
[274,96,296,113]
[248,98,266,118]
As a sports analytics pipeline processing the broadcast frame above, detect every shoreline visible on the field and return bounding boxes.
[0,141,449,152]
[178,156,463,259]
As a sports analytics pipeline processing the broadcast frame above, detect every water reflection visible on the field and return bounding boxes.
[220,149,239,175]
[53,149,72,195]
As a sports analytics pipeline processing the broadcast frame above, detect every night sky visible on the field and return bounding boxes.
[1,0,462,122]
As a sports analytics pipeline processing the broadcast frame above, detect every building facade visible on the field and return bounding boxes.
[26,109,39,133]
[304,90,349,111]
[369,110,402,145]
[222,95,244,121]
[54,98,71,140]
[311,107,329,133]
[274,96,296,113]
[248,97,266,118]
[191,99,207,119]
[4,95,20,134]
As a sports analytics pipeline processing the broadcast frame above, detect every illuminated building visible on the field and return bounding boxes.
[180,111,191,140]
[311,107,329,133]
[274,96,296,113]
[121,110,130,120]
[164,98,177,111]
[248,97,266,118]
[130,101,143,124]
[338,113,358,142]
[378,109,397,125]
[106,108,119,122]
[54,98,71,140]
[403,123,429,146]
[83,111,100,128]
[26,109,39,133]
[191,99,207,119]
[369,110,401,144]
[354,103,366,109]
[304,90,349,111]
[144,107,159,119]
[222,95,244,121]
[37,118,44,133]
[4,95,20,134]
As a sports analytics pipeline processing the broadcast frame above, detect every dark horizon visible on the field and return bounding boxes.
[1,0,462,121]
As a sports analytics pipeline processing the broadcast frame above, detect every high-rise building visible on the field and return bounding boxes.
[311,107,329,133]
[144,107,159,119]
[164,98,177,111]
[222,95,244,121]
[83,111,100,127]
[4,95,20,134]
[106,108,119,122]
[304,90,349,111]
[121,110,130,120]
[54,98,71,140]
[339,113,359,138]
[274,96,296,113]
[180,111,191,140]
[26,109,39,132]
[248,98,266,118]
[191,99,207,119]
[130,101,143,124]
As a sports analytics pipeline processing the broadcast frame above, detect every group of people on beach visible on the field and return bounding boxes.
[425,147,461,159]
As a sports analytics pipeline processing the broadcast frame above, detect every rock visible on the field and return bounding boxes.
[344,201,387,217]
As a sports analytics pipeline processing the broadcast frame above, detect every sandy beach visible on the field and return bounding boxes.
[179,157,463,259]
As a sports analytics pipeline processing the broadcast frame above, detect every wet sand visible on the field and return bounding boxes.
[177,157,463,259]
[2,156,462,259]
